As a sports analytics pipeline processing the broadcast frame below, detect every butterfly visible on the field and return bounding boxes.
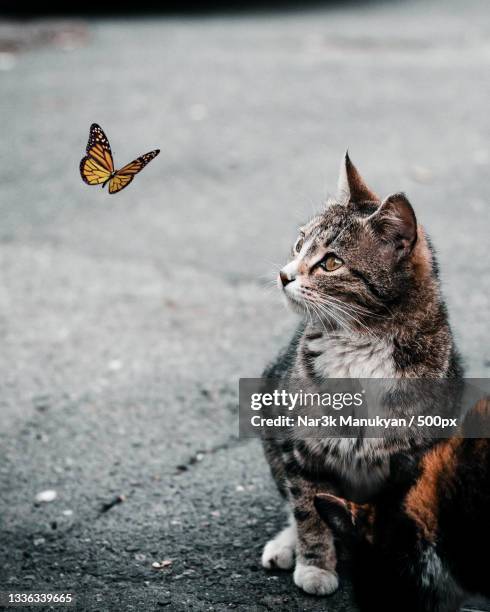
[80,123,160,194]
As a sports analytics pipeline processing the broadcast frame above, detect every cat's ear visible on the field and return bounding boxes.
[367,192,417,257]
[314,493,355,539]
[337,151,379,204]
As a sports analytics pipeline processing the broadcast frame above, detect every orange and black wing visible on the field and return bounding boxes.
[80,123,114,185]
[108,149,160,194]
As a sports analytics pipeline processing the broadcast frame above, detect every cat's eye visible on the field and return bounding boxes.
[320,255,344,272]
[294,236,304,253]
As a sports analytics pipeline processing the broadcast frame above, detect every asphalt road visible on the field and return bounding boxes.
[1,1,489,610]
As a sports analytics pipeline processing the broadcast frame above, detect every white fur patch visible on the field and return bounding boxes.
[261,522,297,570]
[309,333,395,378]
[419,546,448,589]
[293,563,339,595]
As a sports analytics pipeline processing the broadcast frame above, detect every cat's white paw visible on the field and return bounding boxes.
[293,563,339,596]
[261,524,296,570]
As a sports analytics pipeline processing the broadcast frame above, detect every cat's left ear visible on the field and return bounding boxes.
[367,192,418,257]
[337,151,379,204]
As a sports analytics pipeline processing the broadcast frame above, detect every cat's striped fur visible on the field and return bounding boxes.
[261,153,462,595]
[315,398,490,612]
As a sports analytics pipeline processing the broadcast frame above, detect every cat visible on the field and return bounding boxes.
[314,398,490,612]
[260,153,462,596]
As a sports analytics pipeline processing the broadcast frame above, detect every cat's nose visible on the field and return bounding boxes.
[279,270,293,287]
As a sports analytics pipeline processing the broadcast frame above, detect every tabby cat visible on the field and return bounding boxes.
[315,398,490,612]
[261,153,462,595]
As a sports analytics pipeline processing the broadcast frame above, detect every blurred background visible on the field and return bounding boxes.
[1,1,489,610]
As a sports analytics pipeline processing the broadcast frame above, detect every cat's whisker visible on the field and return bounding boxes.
[258,272,277,281]
[313,294,383,335]
[260,278,279,288]
[306,302,316,328]
[310,297,382,342]
[301,295,318,329]
[258,282,279,296]
[320,300,367,328]
[301,287,373,316]
[315,294,387,320]
[308,301,332,334]
[310,299,351,335]
[327,309,352,335]
[301,283,391,322]
[309,296,355,328]
[327,302,382,341]
[263,260,284,272]
[308,300,328,332]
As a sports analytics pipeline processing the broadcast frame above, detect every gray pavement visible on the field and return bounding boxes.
[1,1,489,610]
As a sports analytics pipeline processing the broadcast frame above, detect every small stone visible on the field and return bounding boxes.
[152,559,172,570]
[125,544,139,552]
[33,537,45,546]
[100,494,125,513]
[35,489,57,503]
[62,509,73,516]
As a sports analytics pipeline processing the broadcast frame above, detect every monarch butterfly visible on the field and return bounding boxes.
[80,123,160,194]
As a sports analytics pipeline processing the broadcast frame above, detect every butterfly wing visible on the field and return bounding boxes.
[80,156,112,185]
[85,123,114,173]
[108,149,160,194]
[80,123,114,185]
[108,173,135,194]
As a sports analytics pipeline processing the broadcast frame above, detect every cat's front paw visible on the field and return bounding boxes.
[293,563,339,596]
[261,525,296,570]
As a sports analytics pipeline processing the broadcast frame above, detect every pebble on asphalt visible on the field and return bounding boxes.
[35,489,57,503]
[152,560,172,570]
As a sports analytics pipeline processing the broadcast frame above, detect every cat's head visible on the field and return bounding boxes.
[278,153,430,327]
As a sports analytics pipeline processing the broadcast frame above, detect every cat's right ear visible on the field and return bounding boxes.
[314,493,355,539]
[337,151,379,204]
[367,192,418,258]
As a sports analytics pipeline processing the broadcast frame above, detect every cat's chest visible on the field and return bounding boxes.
[305,332,395,378]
